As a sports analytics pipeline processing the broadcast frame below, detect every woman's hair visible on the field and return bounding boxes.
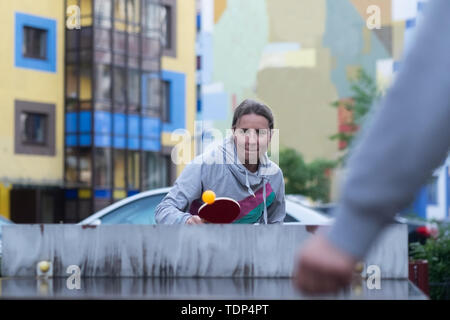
[231,99,274,129]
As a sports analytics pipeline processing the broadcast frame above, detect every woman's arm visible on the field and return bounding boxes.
[155,162,203,224]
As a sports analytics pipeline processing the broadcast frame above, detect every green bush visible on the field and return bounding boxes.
[279,148,336,202]
[409,221,450,300]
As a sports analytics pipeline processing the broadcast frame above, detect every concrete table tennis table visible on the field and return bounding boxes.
[0,224,428,300]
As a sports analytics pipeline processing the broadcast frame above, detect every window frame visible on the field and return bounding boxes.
[15,100,55,156]
[15,12,57,72]
[160,0,176,57]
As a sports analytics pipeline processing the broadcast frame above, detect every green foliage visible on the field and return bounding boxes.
[279,148,336,202]
[409,222,450,300]
[330,68,381,165]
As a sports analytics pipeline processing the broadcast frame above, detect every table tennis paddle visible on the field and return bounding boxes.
[198,197,241,223]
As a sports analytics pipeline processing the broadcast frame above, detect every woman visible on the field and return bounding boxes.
[155,99,286,224]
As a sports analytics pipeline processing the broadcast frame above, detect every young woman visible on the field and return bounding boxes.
[155,99,286,224]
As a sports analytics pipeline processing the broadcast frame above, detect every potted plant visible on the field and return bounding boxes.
[409,221,450,300]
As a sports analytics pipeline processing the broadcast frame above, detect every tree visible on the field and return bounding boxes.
[279,148,336,202]
[329,68,381,165]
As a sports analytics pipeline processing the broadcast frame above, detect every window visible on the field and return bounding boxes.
[162,5,171,49]
[143,76,161,110]
[23,26,47,59]
[79,63,92,100]
[114,149,126,189]
[114,0,126,21]
[15,12,56,72]
[96,64,111,101]
[100,193,166,224]
[161,0,176,57]
[79,147,92,186]
[113,67,126,103]
[427,176,438,204]
[196,84,201,112]
[284,213,298,223]
[127,150,140,190]
[144,0,176,57]
[21,112,47,145]
[65,147,77,183]
[143,2,162,38]
[142,152,170,190]
[94,148,112,187]
[162,80,170,122]
[94,0,112,28]
[196,55,201,70]
[128,69,140,106]
[66,64,78,99]
[15,100,55,156]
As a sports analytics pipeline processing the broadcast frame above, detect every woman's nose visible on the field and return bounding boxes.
[246,130,258,143]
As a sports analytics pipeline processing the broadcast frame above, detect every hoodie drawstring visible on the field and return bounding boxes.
[245,170,255,197]
[262,178,267,224]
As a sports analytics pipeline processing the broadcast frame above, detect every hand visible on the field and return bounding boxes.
[293,234,357,294]
[186,215,206,224]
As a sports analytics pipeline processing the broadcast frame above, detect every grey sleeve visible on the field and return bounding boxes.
[267,171,286,224]
[155,162,203,224]
[326,0,450,259]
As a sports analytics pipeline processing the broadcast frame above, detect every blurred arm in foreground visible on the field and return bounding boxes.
[294,0,450,294]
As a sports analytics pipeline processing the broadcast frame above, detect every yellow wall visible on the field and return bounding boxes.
[0,0,65,184]
[0,183,11,219]
[161,0,197,176]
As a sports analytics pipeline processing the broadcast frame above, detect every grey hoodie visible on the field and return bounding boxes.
[155,137,286,224]
[326,0,450,259]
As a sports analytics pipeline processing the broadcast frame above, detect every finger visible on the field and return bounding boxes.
[295,257,340,295]
[194,216,204,224]
[294,259,318,294]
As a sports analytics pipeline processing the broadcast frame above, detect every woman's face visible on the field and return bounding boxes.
[233,113,272,165]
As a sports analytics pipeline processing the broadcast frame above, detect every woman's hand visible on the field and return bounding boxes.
[186,216,206,224]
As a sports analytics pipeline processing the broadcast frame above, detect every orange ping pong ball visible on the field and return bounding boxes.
[202,190,216,204]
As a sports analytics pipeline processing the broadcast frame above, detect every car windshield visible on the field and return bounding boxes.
[100,193,167,224]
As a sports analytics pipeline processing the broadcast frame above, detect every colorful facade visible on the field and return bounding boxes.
[0,0,65,222]
[195,0,449,219]
[0,0,196,222]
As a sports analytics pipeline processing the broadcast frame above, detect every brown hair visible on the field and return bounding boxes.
[231,99,274,129]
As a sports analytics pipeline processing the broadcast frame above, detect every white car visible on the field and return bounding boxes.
[78,188,332,226]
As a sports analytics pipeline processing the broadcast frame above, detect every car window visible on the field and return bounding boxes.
[100,193,167,225]
[284,212,299,223]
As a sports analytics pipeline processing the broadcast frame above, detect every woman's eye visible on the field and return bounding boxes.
[257,129,268,136]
